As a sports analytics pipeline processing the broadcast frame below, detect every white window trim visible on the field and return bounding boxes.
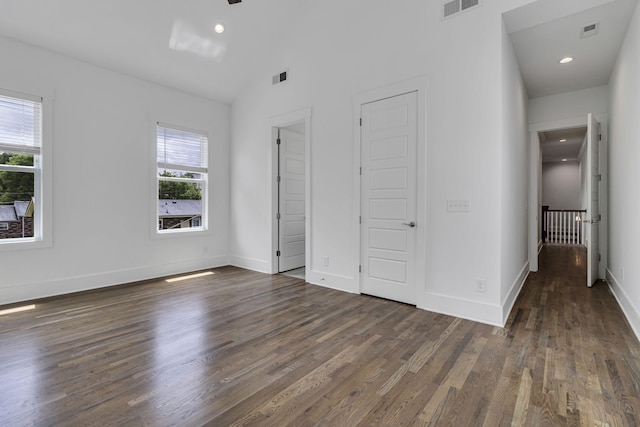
[151,120,211,239]
[0,223,9,231]
[0,87,53,251]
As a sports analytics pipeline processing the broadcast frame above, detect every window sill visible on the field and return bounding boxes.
[153,227,211,240]
[0,237,52,252]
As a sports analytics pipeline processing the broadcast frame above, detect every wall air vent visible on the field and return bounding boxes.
[272,70,288,85]
[443,0,480,19]
[581,22,600,39]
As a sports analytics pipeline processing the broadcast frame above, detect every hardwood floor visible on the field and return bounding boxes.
[1,245,639,426]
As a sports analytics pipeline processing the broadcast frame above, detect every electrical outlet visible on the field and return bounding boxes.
[447,200,470,212]
[476,279,486,293]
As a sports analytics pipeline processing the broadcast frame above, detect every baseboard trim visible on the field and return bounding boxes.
[229,256,271,274]
[306,270,358,294]
[501,262,530,325]
[538,240,544,253]
[0,256,230,306]
[419,293,504,327]
[606,268,640,342]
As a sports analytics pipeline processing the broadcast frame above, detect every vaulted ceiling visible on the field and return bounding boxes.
[0,0,636,111]
[0,0,310,103]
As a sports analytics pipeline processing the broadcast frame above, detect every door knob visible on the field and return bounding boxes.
[402,221,416,228]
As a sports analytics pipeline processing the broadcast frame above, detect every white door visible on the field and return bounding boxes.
[361,91,418,304]
[278,128,306,272]
[586,113,600,287]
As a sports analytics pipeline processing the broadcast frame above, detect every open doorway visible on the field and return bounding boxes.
[270,109,311,279]
[539,126,587,245]
[530,115,606,287]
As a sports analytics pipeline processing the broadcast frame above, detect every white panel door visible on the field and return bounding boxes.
[278,129,305,272]
[586,113,600,287]
[361,91,418,304]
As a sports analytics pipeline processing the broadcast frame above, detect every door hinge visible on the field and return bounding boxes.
[277,250,281,257]
[597,174,602,181]
[599,134,602,141]
[360,167,362,175]
[359,265,362,273]
[359,118,362,126]
[276,213,281,220]
[277,176,281,182]
[598,253,601,262]
[276,138,281,145]
[359,216,362,224]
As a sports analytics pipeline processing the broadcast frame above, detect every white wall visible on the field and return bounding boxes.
[500,20,530,321]
[542,161,581,210]
[0,36,231,305]
[230,0,537,326]
[529,85,609,125]
[607,1,640,338]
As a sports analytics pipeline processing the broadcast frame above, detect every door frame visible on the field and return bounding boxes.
[352,76,427,304]
[270,108,312,275]
[528,113,608,278]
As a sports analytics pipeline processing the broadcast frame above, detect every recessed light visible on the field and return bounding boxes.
[559,57,574,64]
[562,159,568,162]
[560,139,567,142]
[214,23,225,34]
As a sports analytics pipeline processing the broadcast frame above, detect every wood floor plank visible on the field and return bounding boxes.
[1,246,640,426]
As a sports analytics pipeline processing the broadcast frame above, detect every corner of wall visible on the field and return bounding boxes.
[229,256,272,274]
[419,294,505,327]
[501,261,530,325]
[306,270,359,295]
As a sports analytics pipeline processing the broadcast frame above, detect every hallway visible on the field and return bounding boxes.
[505,244,640,425]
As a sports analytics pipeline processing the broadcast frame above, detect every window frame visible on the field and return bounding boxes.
[154,121,209,238]
[0,88,52,250]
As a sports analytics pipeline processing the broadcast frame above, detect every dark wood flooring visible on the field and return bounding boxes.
[1,245,639,426]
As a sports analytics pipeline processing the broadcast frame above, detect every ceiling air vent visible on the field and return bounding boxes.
[272,70,288,85]
[581,22,600,39]
[443,0,480,19]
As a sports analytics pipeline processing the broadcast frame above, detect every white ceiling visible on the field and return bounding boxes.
[506,0,638,98]
[539,127,587,163]
[0,0,636,110]
[505,0,637,162]
[0,0,309,103]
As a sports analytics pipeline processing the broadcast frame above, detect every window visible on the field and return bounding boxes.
[156,123,207,233]
[0,91,42,242]
[0,223,8,231]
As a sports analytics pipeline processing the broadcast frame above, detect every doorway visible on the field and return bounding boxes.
[270,109,311,277]
[529,114,606,286]
[277,125,306,273]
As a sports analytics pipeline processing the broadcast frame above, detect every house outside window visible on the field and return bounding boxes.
[156,123,207,234]
[0,90,42,242]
